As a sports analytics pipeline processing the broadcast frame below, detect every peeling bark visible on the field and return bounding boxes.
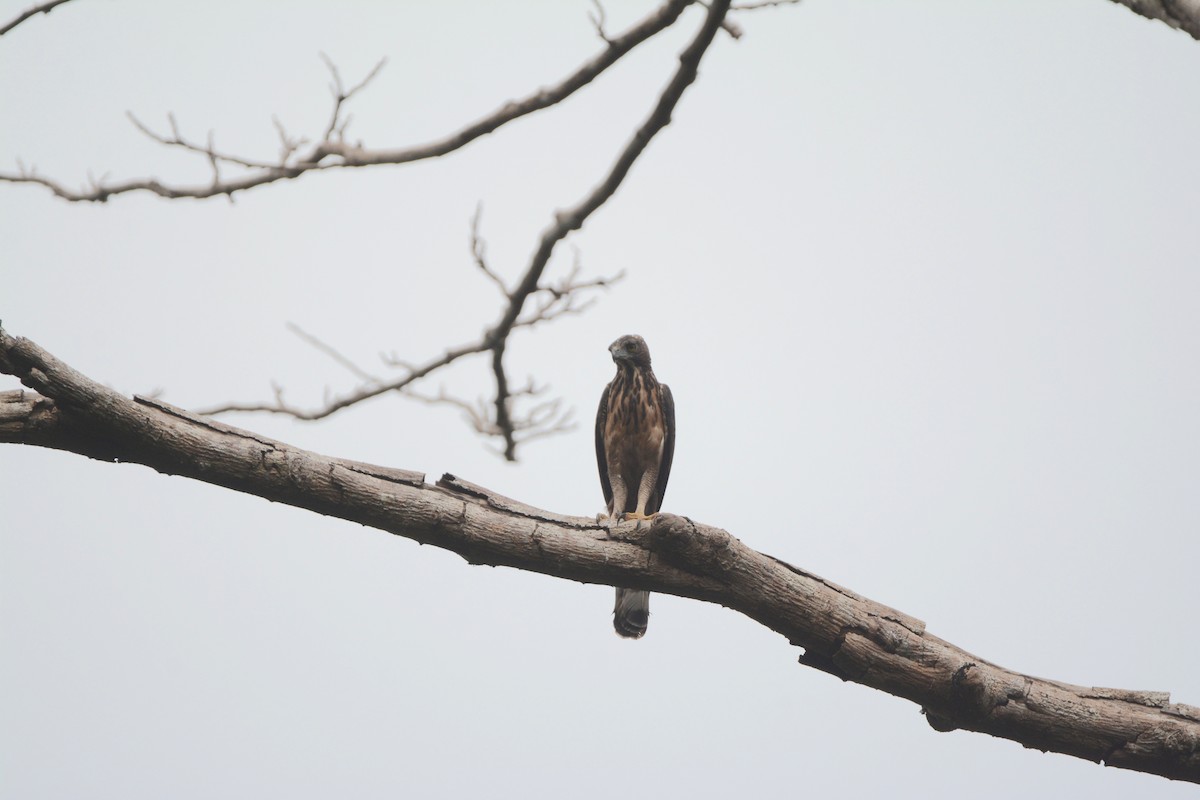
[2,327,1198,784]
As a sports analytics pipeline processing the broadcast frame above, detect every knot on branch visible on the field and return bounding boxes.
[597,513,742,583]
[925,663,1030,733]
[924,663,992,732]
[645,513,740,581]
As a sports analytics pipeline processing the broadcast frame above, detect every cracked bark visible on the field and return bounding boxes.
[2,326,1199,785]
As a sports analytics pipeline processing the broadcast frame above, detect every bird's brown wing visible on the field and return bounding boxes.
[648,383,675,514]
[595,382,613,510]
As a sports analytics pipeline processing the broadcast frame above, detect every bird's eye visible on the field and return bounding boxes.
[626,342,638,351]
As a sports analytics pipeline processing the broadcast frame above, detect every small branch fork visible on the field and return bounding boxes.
[0,0,695,202]
[4,325,1200,784]
[0,0,76,37]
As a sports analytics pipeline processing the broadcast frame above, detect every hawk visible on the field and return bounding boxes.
[595,334,676,639]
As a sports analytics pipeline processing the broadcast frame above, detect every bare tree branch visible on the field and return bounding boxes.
[486,0,732,460]
[0,0,694,202]
[3,327,1200,785]
[0,0,75,37]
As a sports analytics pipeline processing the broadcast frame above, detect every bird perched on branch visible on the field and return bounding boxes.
[595,334,676,639]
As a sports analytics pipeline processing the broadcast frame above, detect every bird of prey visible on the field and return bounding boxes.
[595,334,676,639]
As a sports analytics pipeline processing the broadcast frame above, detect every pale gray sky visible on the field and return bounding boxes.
[3,1,1200,797]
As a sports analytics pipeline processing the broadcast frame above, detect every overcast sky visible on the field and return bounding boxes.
[3,1,1200,797]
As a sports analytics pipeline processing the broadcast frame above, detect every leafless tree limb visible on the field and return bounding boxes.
[3,327,1200,785]
[0,0,695,202]
[486,0,731,460]
[0,0,75,37]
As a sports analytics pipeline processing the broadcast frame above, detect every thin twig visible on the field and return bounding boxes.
[205,130,221,189]
[589,0,613,44]
[285,323,381,385]
[731,0,802,10]
[126,112,283,171]
[0,0,75,37]
[270,116,308,165]
[696,0,746,39]
[470,204,509,296]
[318,52,387,142]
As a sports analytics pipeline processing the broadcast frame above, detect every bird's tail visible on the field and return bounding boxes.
[613,588,650,639]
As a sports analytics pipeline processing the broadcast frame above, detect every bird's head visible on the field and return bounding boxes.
[609,334,651,369]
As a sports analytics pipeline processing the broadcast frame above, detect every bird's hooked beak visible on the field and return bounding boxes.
[609,341,626,362]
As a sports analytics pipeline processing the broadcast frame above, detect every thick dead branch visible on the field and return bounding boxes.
[0,0,75,37]
[1108,0,1200,39]
[0,0,693,202]
[3,327,1200,784]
